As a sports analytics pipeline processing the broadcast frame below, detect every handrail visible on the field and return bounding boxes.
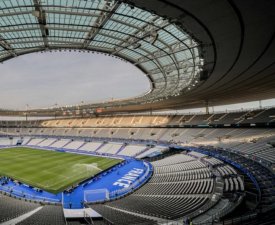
[0,187,60,203]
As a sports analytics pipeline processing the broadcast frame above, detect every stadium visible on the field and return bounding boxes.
[0,0,275,225]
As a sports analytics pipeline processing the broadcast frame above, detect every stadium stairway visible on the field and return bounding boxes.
[94,142,106,152]
[47,138,59,147]
[77,142,87,150]
[23,138,32,146]
[135,146,151,158]
[114,143,127,155]
[0,203,102,225]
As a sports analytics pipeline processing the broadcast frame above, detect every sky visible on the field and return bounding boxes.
[0,51,275,112]
[0,52,150,110]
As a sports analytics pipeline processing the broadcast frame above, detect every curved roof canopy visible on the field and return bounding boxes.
[1,0,275,117]
[0,0,202,112]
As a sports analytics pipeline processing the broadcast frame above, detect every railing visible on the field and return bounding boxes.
[0,185,60,204]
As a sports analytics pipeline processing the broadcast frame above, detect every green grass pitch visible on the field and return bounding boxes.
[0,147,123,194]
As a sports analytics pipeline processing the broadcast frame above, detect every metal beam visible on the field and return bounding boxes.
[0,9,140,30]
[32,0,49,48]
[110,16,172,94]
[0,35,17,57]
[0,25,88,34]
[112,16,169,54]
[82,1,121,48]
[149,59,195,74]
[135,40,197,64]
[0,10,31,17]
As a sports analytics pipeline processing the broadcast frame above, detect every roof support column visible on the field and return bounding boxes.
[0,35,17,58]
[82,1,121,48]
[32,0,49,48]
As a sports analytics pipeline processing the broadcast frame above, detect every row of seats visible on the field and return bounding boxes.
[37,138,57,147]
[17,205,66,225]
[1,108,274,128]
[0,136,167,158]
[0,195,101,225]
[0,194,40,223]
[92,153,216,220]
[199,146,275,211]
[217,165,237,176]
[224,177,244,192]
[91,204,157,225]
[118,144,146,157]
[186,152,245,194]
[151,153,195,166]
[134,179,214,195]
[150,168,211,183]
[2,127,274,143]
[97,143,123,155]
[154,160,206,174]
[203,157,223,166]
[2,126,274,163]
[104,195,209,219]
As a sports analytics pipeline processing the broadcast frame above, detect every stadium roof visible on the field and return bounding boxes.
[0,0,275,116]
[0,0,202,110]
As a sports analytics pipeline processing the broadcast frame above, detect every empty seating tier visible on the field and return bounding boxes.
[17,205,66,225]
[0,194,40,223]
[91,204,157,225]
[104,195,209,219]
